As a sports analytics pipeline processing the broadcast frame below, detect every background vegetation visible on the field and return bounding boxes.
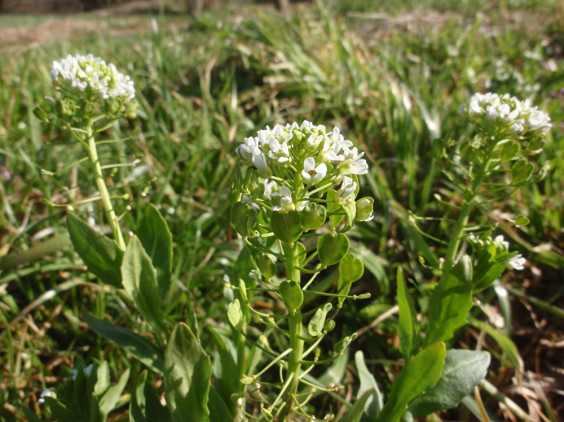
[0,0,562,420]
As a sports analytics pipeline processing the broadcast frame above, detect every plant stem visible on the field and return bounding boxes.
[86,123,126,251]
[442,153,492,273]
[280,242,304,420]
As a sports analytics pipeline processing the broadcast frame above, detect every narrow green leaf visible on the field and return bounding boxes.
[122,236,165,334]
[137,204,173,300]
[377,342,446,422]
[98,368,130,417]
[341,389,375,422]
[83,310,164,374]
[208,327,240,412]
[408,349,491,418]
[471,320,523,370]
[425,257,473,346]
[397,267,419,360]
[355,351,383,421]
[164,323,212,422]
[130,371,170,422]
[44,397,78,422]
[67,213,123,287]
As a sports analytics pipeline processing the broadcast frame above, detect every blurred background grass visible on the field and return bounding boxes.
[0,0,562,420]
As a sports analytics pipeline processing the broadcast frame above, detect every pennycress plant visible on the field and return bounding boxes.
[34,51,553,422]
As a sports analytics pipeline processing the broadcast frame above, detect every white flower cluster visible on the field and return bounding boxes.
[460,92,551,137]
[236,121,369,213]
[236,121,368,179]
[466,233,526,271]
[51,54,135,103]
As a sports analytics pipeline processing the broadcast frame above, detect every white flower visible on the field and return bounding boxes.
[339,147,369,175]
[302,157,327,185]
[236,137,261,165]
[38,388,52,405]
[335,176,357,205]
[356,197,374,221]
[493,235,509,251]
[51,54,135,102]
[267,137,291,163]
[252,153,271,178]
[508,254,526,270]
[271,186,294,212]
[461,92,551,139]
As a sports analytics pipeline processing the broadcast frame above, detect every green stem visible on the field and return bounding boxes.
[442,153,493,273]
[281,242,304,420]
[86,123,126,251]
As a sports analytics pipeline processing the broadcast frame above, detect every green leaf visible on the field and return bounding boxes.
[208,327,240,412]
[337,253,364,306]
[515,215,529,226]
[138,204,173,300]
[408,349,491,418]
[83,310,164,374]
[499,140,520,161]
[343,201,357,230]
[98,368,130,417]
[130,371,170,422]
[511,159,534,185]
[301,202,327,231]
[230,202,251,237]
[308,303,332,337]
[472,261,506,293]
[327,189,344,228]
[257,254,277,281]
[164,323,212,422]
[397,267,419,360]
[227,299,242,329]
[335,333,357,357]
[341,389,376,422]
[318,232,350,266]
[339,253,364,285]
[44,360,104,422]
[425,256,473,346]
[377,342,446,422]
[270,210,302,243]
[67,213,123,287]
[471,320,523,370]
[355,351,383,421]
[279,280,303,311]
[33,106,49,122]
[209,386,234,422]
[122,236,165,334]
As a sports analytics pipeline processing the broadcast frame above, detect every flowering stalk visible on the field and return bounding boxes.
[43,54,137,250]
[231,121,374,419]
[444,92,551,274]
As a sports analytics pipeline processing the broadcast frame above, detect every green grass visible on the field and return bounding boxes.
[0,1,562,420]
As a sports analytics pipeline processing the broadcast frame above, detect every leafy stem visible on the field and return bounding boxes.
[442,141,495,273]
